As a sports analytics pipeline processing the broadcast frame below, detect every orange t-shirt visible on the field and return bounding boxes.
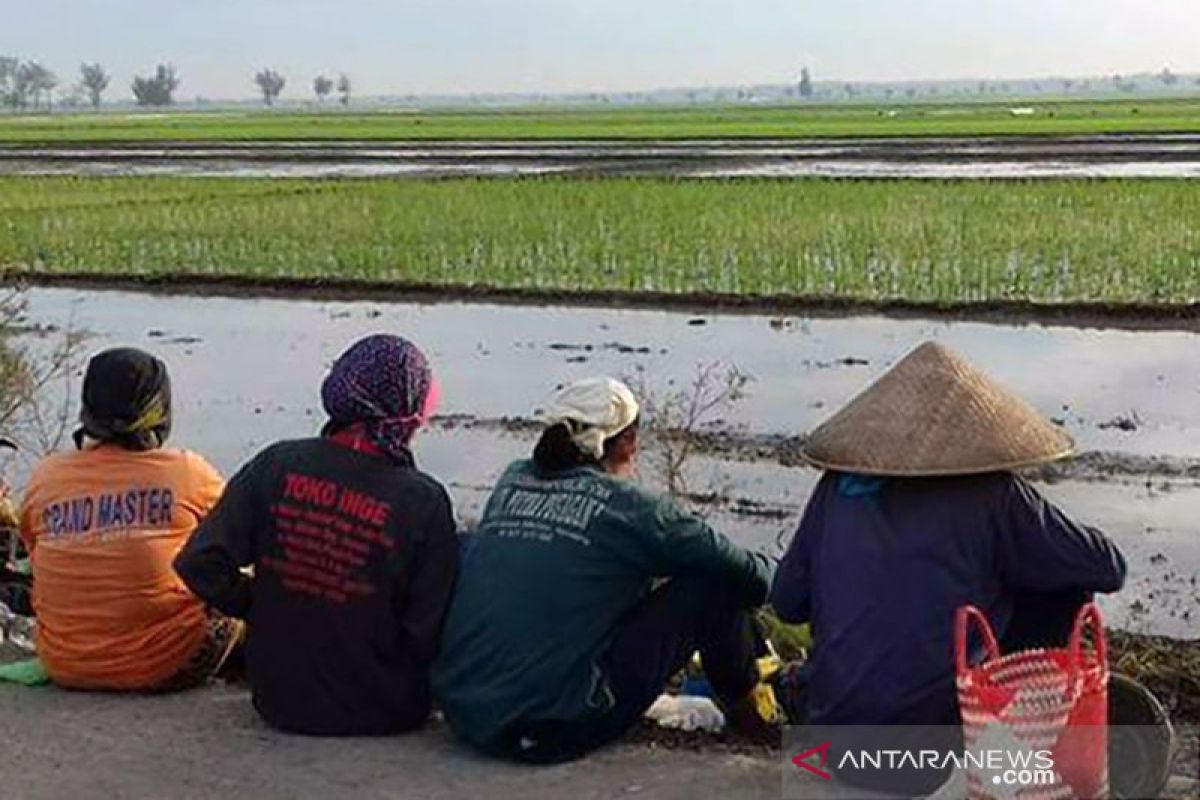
[19,444,224,690]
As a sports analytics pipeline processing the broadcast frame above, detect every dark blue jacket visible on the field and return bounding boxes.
[770,472,1126,726]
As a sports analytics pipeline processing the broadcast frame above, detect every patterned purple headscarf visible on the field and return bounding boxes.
[321,335,439,461]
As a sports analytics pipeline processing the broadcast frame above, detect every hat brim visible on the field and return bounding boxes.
[800,444,1076,477]
[798,341,1077,477]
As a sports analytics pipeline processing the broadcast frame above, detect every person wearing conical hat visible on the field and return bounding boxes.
[769,341,1126,729]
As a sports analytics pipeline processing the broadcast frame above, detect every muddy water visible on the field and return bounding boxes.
[5,134,1200,179]
[16,287,1200,637]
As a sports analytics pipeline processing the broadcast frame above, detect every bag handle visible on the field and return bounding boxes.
[955,605,1001,677]
[1067,602,1107,675]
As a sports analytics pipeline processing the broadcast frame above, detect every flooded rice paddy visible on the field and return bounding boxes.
[6,134,1200,179]
[15,287,1200,637]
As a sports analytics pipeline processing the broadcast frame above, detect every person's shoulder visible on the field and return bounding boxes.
[240,439,342,485]
[479,458,543,491]
[408,467,452,504]
[254,437,323,461]
[896,471,1015,498]
[960,471,1024,496]
[176,438,317,478]
[611,475,661,505]
[29,448,78,471]
[165,447,220,472]
[599,476,681,523]
[499,458,535,480]
[905,472,1030,517]
[24,449,80,488]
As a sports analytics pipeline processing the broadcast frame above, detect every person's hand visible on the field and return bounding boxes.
[0,479,20,558]
[0,495,18,531]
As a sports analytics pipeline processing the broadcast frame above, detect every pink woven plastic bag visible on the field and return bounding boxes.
[955,603,1109,799]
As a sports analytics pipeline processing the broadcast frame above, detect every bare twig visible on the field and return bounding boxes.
[0,287,86,459]
[626,361,751,510]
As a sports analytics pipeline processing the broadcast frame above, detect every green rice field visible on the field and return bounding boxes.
[2,98,1200,142]
[3,176,1198,305]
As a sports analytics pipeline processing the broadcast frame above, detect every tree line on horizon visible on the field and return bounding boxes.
[254,69,352,107]
[0,58,354,110]
[2,56,1197,112]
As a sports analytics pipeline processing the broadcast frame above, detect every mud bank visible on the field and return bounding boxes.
[6,133,1200,179]
[12,287,1200,638]
[433,413,1200,482]
[10,273,1200,332]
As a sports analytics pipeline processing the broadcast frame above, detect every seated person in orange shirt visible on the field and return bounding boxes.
[19,347,239,691]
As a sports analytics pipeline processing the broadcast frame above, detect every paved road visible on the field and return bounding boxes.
[0,683,780,800]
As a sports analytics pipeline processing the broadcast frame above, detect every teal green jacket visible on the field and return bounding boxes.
[433,459,772,750]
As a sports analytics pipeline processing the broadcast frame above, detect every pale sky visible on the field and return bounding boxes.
[5,0,1200,100]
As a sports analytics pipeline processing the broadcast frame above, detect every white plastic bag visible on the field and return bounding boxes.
[644,694,726,733]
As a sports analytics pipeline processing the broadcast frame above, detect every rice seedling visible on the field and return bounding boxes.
[2,175,1198,306]
[1,98,1199,143]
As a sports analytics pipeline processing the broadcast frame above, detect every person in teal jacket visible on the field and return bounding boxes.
[434,377,776,763]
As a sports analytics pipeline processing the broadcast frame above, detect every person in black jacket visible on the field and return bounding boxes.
[175,334,458,736]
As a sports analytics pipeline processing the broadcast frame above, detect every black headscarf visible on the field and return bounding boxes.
[73,348,172,451]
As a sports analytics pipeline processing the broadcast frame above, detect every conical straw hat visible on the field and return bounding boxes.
[802,342,1074,476]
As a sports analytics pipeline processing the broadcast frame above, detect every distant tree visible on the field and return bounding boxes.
[132,63,180,106]
[0,56,21,110]
[336,73,351,106]
[1062,79,1074,93]
[12,64,33,110]
[78,63,110,110]
[313,74,333,103]
[798,67,813,98]
[254,68,286,107]
[1159,66,1178,86]
[20,62,57,111]
[976,81,987,95]
[1111,73,1137,93]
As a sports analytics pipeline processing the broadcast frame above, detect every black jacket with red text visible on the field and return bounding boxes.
[174,437,458,736]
